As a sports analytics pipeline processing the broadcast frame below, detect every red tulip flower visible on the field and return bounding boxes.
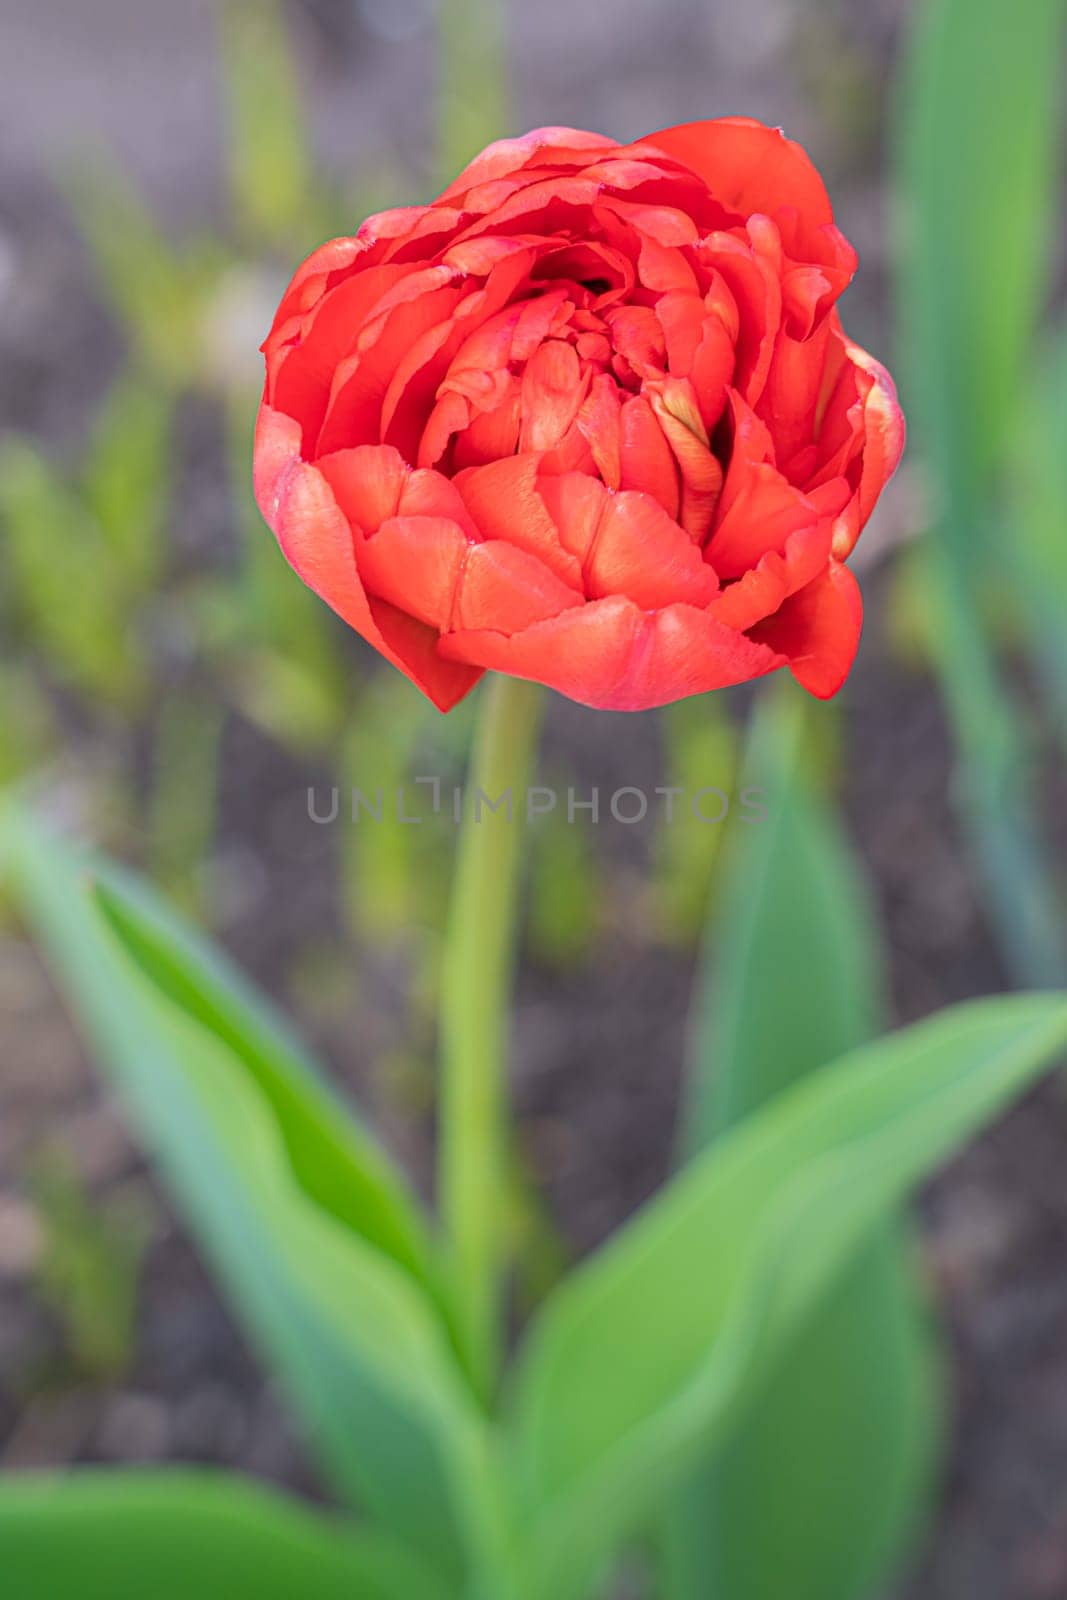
[255,119,903,711]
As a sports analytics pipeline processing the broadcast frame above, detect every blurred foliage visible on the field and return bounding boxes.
[894,0,1067,984]
[6,799,1067,1600]
[219,0,318,251]
[1008,329,1067,741]
[1,425,159,713]
[436,0,509,181]
[526,790,600,969]
[29,1154,150,1383]
[64,159,225,392]
[668,687,939,1600]
[145,690,225,920]
[648,696,740,946]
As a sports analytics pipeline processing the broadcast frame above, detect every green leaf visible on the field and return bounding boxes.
[437,0,509,185]
[217,0,316,247]
[664,689,940,1600]
[80,373,173,590]
[650,694,739,948]
[63,156,221,386]
[0,803,490,1578]
[88,857,431,1281]
[896,0,1065,533]
[508,993,1067,1600]
[893,0,1067,984]
[682,692,884,1142]
[0,438,145,709]
[1009,327,1067,736]
[0,1471,451,1600]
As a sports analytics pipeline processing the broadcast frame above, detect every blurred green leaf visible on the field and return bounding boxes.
[897,0,1064,535]
[520,772,599,970]
[1009,326,1067,735]
[225,396,349,749]
[145,689,224,919]
[218,0,316,248]
[0,804,489,1576]
[0,438,146,709]
[508,993,1067,1600]
[664,689,939,1600]
[0,666,56,786]
[339,677,448,947]
[30,1154,148,1382]
[80,373,173,590]
[0,1471,452,1600]
[65,157,223,386]
[650,695,739,947]
[894,0,1067,983]
[682,692,884,1141]
[437,0,509,182]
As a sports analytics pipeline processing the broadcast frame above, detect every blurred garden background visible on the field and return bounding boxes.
[1,1,1066,1595]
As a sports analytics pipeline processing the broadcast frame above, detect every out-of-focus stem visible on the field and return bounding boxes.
[438,673,543,1403]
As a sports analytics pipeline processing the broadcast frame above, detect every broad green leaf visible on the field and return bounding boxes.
[918,566,1065,985]
[0,803,490,1578]
[665,690,940,1600]
[509,994,1067,1600]
[893,0,1067,984]
[682,692,884,1142]
[0,1471,451,1600]
[88,857,431,1280]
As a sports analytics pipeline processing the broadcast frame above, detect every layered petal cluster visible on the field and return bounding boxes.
[255,118,903,711]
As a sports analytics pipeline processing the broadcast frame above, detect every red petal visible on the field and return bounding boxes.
[436,128,618,205]
[757,315,832,472]
[253,407,477,710]
[597,196,699,247]
[439,594,782,710]
[452,541,584,632]
[455,454,583,586]
[645,118,834,230]
[843,336,906,530]
[650,385,724,543]
[519,340,586,453]
[750,561,862,698]
[576,374,622,489]
[368,599,482,711]
[419,391,470,468]
[707,519,831,631]
[354,515,469,629]
[536,470,604,565]
[316,443,407,532]
[316,276,463,456]
[805,322,906,558]
[710,392,822,576]
[699,230,782,408]
[619,396,680,518]
[453,388,522,469]
[587,492,720,609]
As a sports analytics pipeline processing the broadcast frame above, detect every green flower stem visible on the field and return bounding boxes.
[439,673,544,1404]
